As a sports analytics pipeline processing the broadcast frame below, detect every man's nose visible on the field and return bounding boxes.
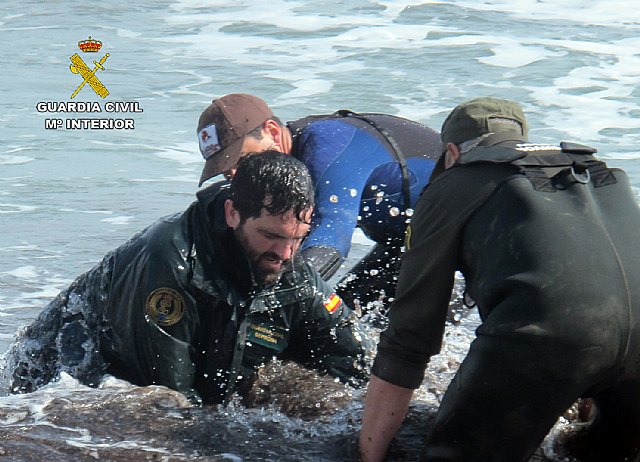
[272,240,297,261]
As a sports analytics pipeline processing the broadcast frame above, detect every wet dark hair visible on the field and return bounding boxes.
[230,150,315,222]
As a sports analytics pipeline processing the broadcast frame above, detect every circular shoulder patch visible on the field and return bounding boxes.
[145,287,185,326]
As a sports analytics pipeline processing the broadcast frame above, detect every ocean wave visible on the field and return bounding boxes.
[0,204,37,214]
[0,155,34,165]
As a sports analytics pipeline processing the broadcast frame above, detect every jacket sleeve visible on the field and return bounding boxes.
[372,166,507,389]
[285,265,374,388]
[107,217,202,404]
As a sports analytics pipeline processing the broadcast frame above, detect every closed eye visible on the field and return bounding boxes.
[262,230,307,241]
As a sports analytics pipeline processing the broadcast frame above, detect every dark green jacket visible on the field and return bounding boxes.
[9,183,372,404]
[374,137,640,388]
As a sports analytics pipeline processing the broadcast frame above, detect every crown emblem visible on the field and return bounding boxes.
[78,36,102,53]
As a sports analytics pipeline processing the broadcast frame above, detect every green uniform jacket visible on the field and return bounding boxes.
[9,183,372,404]
[373,138,640,389]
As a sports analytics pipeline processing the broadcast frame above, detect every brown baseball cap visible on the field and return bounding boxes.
[197,93,274,186]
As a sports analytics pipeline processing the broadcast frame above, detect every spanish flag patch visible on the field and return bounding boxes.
[323,294,342,314]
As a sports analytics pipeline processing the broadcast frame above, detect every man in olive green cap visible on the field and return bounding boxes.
[360,97,640,461]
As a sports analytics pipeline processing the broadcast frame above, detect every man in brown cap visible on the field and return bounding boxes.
[359,97,640,461]
[195,93,442,316]
[197,94,282,182]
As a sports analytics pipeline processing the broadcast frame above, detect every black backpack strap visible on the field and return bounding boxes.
[333,110,412,210]
[549,159,617,189]
[511,142,616,191]
[586,161,617,187]
[520,167,559,192]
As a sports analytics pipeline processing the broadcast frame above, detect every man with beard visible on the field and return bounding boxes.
[7,151,372,406]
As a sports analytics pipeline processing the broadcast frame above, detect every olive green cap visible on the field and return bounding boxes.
[441,97,528,146]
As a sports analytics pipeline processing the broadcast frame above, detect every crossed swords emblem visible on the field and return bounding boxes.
[69,53,110,99]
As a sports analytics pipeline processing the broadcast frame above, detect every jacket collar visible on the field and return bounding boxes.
[190,182,255,304]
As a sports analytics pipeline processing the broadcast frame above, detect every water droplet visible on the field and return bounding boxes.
[330,195,338,203]
[389,207,400,217]
[405,208,414,217]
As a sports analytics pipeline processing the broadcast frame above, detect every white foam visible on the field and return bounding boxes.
[115,28,142,38]
[167,0,370,31]
[0,155,34,165]
[20,285,67,301]
[58,208,113,214]
[479,42,564,68]
[3,14,26,20]
[220,454,243,462]
[278,79,333,100]
[4,145,34,153]
[3,266,39,280]
[154,142,201,165]
[448,0,639,25]
[130,175,198,183]
[100,216,133,225]
[0,203,37,214]
[1,244,40,252]
[378,1,435,18]
[332,24,438,49]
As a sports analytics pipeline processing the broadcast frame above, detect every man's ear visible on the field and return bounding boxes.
[264,119,283,149]
[444,142,461,169]
[224,199,240,229]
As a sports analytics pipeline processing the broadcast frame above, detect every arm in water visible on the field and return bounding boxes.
[359,374,414,462]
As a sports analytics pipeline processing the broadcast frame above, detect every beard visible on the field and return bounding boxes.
[234,225,286,287]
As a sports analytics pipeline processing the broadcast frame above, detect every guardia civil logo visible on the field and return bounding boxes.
[69,36,110,99]
[36,36,144,130]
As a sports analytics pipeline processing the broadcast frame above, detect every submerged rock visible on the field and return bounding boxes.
[242,360,358,419]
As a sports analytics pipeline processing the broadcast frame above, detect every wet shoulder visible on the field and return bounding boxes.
[112,210,191,267]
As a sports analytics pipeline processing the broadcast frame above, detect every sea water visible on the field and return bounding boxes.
[0,1,639,460]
